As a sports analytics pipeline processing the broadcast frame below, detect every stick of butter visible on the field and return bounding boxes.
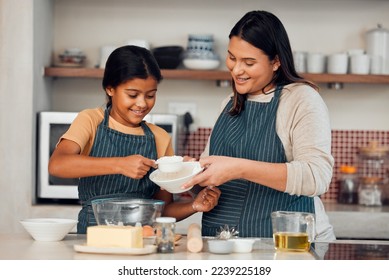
[87,225,143,248]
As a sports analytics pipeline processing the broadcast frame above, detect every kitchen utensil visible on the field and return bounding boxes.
[182,58,220,70]
[357,141,389,205]
[271,211,315,252]
[215,224,239,239]
[156,155,184,173]
[149,161,203,193]
[327,53,348,74]
[357,141,389,180]
[337,165,359,204]
[152,46,184,69]
[20,218,77,242]
[57,48,86,67]
[350,54,370,74]
[207,239,233,254]
[74,244,157,255]
[91,198,164,226]
[186,34,215,57]
[306,52,326,73]
[183,34,220,69]
[99,45,116,68]
[366,24,389,74]
[358,177,383,206]
[187,223,203,253]
[228,238,256,253]
[293,51,307,73]
[370,55,383,74]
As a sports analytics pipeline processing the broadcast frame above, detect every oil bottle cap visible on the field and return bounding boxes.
[339,165,357,174]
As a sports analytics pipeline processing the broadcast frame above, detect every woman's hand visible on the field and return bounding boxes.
[182,156,241,189]
[192,186,221,212]
[119,154,157,179]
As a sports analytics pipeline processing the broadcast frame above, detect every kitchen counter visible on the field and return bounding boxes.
[31,202,389,240]
[1,233,389,260]
[325,202,389,239]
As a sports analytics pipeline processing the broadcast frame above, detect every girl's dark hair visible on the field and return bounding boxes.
[102,45,163,107]
[228,10,318,116]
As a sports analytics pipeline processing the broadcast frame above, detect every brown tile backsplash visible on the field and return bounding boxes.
[177,128,389,203]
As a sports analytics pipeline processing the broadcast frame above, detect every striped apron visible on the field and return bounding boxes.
[77,107,158,233]
[202,85,315,237]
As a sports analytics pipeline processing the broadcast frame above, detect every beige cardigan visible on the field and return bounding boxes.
[201,83,336,241]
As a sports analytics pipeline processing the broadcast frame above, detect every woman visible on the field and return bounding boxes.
[49,45,220,233]
[183,11,335,241]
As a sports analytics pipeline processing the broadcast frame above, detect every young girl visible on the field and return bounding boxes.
[49,45,220,233]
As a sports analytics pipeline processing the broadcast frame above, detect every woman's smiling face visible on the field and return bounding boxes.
[226,36,280,95]
[107,76,158,127]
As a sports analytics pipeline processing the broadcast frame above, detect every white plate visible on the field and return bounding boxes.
[74,244,157,255]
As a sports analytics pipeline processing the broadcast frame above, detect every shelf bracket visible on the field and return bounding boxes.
[216,80,231,87]
[327,82,344,90]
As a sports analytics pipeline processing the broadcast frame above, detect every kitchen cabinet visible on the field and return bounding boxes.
[44,67,389,84]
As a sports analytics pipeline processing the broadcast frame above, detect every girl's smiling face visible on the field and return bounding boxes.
[226,36,280,95]
[107,76,158,127]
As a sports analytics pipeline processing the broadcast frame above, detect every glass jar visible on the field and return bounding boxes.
[357,141,388,180]
[357,141,389,205]
[337,165,359,204]
[155,217,176,253]
[358,177,383,206]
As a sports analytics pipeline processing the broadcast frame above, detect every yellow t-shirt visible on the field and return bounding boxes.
[60,107,174,159]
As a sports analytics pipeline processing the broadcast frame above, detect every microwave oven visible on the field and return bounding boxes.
[36,111,183,201]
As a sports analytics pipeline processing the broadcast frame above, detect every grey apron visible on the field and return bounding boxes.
[77,107,158,233]
[203,85,315,237]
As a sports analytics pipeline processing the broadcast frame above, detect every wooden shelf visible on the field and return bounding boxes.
[44,67,389,84]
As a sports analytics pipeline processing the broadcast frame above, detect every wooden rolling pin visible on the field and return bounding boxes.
[187,223,203,253]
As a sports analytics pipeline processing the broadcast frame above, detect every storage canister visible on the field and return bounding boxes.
[357,141,389,205]
[337,165,359,204]
[155,217,176,253]
[366,24,389,74]
[358,177,383,206]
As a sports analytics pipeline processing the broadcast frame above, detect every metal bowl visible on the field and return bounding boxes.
[91,198,165,226]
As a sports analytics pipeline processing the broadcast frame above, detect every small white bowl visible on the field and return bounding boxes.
[229,238,256,253]
[149,161,203,193]
[207,239,234,254]
[156,155,184,173]
[20,218,77,242]
[183,59,220,70]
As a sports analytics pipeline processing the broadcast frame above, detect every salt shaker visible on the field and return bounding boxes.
[155,217,176,253]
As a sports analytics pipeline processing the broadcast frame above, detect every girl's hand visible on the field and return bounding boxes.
[192,186,221,212]
[120,154,157,179]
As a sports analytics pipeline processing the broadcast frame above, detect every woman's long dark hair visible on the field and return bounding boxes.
[228,10,318,116]
[102,45,163,108]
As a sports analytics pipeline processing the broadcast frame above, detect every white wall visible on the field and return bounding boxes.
[50,0,389,130]
[0,0,35,233]
[1,0,389,234]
